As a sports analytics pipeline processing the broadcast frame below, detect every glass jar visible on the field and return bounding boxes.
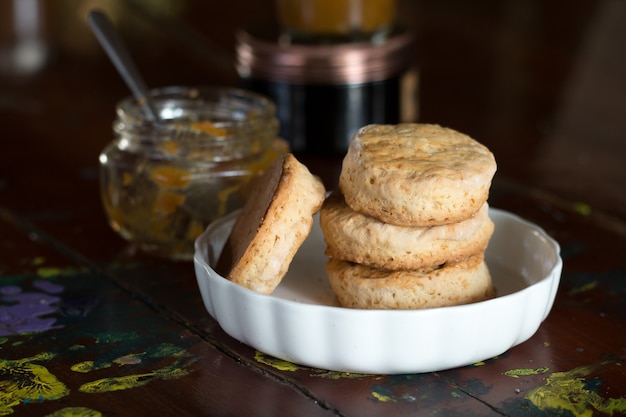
[236,23,416,155]
[99,86,287,260]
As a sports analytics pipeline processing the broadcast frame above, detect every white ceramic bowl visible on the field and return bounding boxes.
[194,208,562,374]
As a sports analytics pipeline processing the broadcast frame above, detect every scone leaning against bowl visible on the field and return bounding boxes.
[216,153,326,294]
[340,123,497,227]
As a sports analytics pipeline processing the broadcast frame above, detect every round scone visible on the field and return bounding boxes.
[320,191,494,270]
[216,153,326,294]
[326,255,495,310]
[339,123,497,226]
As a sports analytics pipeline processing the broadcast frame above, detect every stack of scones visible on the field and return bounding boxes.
[320,123,498,309]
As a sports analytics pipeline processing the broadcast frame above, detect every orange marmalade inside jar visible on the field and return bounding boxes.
[276,0,396,41]
[99,86,287,260]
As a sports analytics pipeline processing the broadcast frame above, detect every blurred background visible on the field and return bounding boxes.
[1,0,624,219]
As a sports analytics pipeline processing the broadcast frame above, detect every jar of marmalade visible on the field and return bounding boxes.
[99,86,287,260]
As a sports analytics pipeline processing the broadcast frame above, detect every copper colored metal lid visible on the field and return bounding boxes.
[236,22,414,85]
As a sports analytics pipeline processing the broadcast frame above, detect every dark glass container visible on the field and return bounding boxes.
[236,23,416,155]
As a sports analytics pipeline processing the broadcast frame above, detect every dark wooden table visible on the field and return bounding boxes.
[1,1,625,416]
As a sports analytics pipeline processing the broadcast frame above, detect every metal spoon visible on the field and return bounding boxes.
[87,9,161,123]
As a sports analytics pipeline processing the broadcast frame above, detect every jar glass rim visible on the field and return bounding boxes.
[113,86,279,145]
[115,86,277,129]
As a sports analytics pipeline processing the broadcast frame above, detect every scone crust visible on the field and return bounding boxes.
[320,191,494,270]
[339,123,497,226]
[326,255,495,310]
[218,153,326,294]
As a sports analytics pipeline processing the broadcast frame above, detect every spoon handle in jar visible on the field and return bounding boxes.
[87,9,161,123]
